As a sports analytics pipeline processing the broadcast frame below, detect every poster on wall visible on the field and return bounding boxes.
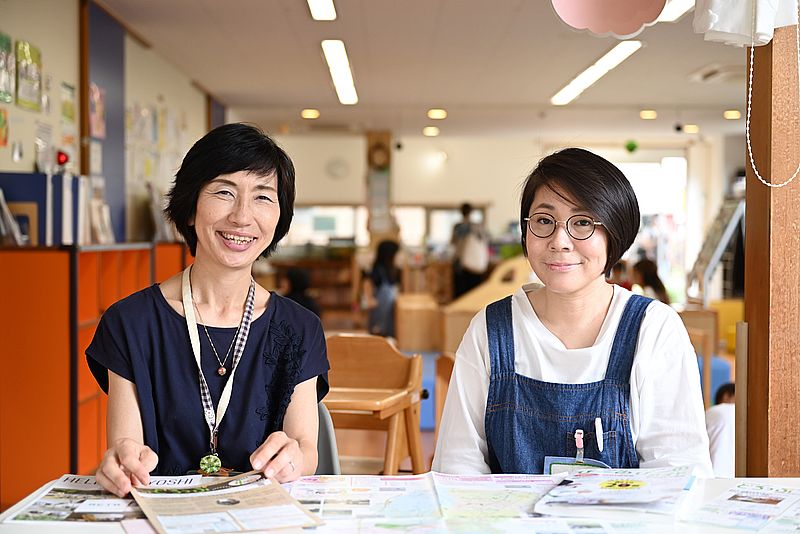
[60,83,77,164]
[0,32,13,103]
[89,82,106,139]
[0,108,8,147]
[15,40,42,112]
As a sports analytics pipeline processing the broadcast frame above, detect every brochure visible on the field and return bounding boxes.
[4,474,200,523]
[683,482,800,531]
[533,465,695,517]
[131,470,321,534]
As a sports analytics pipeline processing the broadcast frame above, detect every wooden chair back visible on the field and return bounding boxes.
[434,352,456,443]
[679,308,719,409]
[326,333,422,391]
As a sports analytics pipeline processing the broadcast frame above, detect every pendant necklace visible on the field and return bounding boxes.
[192,300,240,376]
[182,266,256,474]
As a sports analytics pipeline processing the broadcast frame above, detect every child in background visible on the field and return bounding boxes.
[631,258,670,305]
[284,267,321,318]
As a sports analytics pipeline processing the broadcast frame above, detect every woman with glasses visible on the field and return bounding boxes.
[433,148,712,476]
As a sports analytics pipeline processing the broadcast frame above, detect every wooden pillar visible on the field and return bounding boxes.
[745,25,800,476]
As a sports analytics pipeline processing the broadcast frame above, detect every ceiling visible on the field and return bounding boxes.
[98,0,747,138]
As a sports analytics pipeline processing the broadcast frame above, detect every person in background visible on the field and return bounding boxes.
[87,124,329,496]
[433,148,712,476]
[283,267,321,318]
[607,260,632,290]
[631,258,670,305]
[706,382,735,477]
[451,202,489,299]
[368,239,401,338]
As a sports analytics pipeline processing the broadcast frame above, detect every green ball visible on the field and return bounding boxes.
[200,454,221,474]
[625,140,638,153]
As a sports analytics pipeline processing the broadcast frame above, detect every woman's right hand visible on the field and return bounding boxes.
[95,438,159,497]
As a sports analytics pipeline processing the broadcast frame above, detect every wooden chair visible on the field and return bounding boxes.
[434,352,456,444]
[323,333,425,475]
[679,308,719,409]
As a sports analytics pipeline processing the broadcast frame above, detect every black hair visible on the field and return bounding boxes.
[632,258,670,305]
[164,123,296,258]
[714,382,735,405]
[460,203,473,218]
[372,240,400,285]
[286,267,311,293]
[519,148,640,275]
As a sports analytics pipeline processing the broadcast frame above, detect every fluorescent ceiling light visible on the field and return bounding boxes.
[422,126,440,137]
[550,41,642,106]
[639,109,657,120]
[724,110,742,120]
[427,108,447,120]
[301,109,320,119]
[321,40,358,105]
[657,0,694,22]
[683,124,700,133]
[307,0,336,20]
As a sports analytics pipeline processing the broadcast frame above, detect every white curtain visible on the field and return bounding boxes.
[694,0,799,46]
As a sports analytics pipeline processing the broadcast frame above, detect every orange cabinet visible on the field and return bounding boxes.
[0,243,185,511]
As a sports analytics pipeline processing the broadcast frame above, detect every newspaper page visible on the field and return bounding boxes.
[683,482,800,531]
[3,474,200,524]
[533,466,694,517]
[132,470,321,533]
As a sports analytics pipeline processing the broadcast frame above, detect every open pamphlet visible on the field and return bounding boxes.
[3,473,200,523]
[533,465,695,517]
[131,470,321,534]
[286,472,676,532]
[682,482,800,531]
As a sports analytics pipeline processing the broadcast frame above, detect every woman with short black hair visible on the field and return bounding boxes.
[88,123,329,496]
[433,148,712,476]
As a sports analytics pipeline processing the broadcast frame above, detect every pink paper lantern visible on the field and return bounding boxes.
[551,0,667,39]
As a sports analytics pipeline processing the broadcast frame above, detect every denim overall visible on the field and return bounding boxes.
[484,294,652,474]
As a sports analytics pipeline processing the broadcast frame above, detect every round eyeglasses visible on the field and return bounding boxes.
[524,213,604,240]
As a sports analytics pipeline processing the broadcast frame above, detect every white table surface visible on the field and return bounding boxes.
[1,477,797,532]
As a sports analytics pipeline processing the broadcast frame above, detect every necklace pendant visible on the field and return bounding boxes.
[200,453,222,474]
[217,366,227,376]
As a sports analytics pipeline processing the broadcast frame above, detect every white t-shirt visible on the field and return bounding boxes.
[706,403,735,478]
[432,283,714,477]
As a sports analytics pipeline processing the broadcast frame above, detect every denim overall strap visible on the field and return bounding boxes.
[486,296,515,376]
[604,294,653,383]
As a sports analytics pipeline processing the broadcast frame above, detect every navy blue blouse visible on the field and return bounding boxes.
[86,285,330,476]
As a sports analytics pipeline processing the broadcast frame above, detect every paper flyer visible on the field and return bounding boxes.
[683,482,800,531]
[533,466,694,517]
[4,474,200,523]
[132,470,321,533]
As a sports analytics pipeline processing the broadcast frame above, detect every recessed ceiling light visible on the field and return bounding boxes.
[422,126,440,137]
[307,0,336,20]
[321,40,358,105]
[639,109,657,120]
[551,41,643,106]
[657,0,694,22]
[683,124,700,134]
[427,108,447,120]
[724,110,742,120]
[301,109,320,119]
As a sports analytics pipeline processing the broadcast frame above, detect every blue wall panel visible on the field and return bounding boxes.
[88,2,125,241]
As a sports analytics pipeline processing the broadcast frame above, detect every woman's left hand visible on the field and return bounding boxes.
[250,431,304,482]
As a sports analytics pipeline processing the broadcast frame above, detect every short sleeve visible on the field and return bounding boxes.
[85,304,136,394]
[296,317,330,402]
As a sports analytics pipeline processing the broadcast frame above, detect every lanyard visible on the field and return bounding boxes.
[181,266,255,453]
